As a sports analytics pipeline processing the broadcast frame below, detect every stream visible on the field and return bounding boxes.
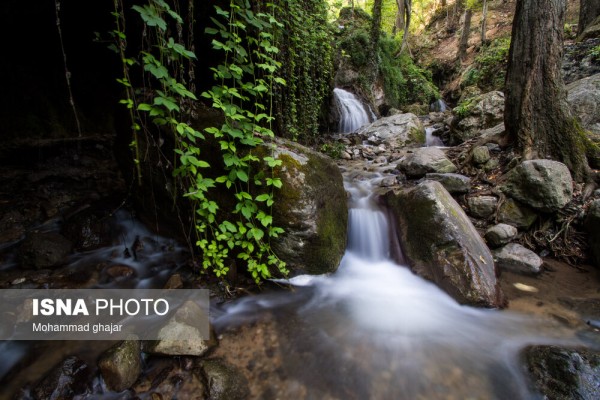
[210,172,584,399]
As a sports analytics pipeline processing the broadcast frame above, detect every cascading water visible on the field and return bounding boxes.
[425,126,444,147]
[334,88,373,133]
[212,174,585,399]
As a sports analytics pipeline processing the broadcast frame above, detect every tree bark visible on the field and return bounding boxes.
[370,0,383,55]
[578,0,600,36]
[481,0,488,44]
[394,0,405,36]
[504,0,589,181]
[458,8,472,61]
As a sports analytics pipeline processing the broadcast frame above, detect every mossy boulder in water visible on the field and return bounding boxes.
[525,345,600,400]
[383,181,504,307]
[262,139,348,276]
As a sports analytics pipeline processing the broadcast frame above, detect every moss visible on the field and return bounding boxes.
[408,127,426,144]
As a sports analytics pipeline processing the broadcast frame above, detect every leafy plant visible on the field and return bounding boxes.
[461,36,511,91]
[591,44,600,61]
[111,0,288,283]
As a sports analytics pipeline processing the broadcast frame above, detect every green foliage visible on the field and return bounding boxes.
[339,28,371,67]
[591,44,600,61]
[378,35,439,108]
[453,98,475,118]
[319,142,346,158]
[112,0,288,283]
[272,0,334,142]
[461,36,510,91]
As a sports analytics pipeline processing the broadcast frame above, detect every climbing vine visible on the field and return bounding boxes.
[111,0,288,283]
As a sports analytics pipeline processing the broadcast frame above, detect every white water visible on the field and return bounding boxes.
[334,88,373,133]
[425,126,445,147]
[213,176,586,399]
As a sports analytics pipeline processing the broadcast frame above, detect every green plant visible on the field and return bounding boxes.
[454,99,475,119]
[591,44,600,61]
[320,142,346,159]
[112,0,288,283]
[461,36,511,91]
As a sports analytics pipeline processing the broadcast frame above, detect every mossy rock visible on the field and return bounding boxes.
[257,138,348,276]
[383,181,503,307]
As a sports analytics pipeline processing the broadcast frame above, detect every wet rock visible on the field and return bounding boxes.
[33,356,90,400]
[98,335,141,392]
[484,224,518,248]
[424,173,471,194]
[500,160,573,213]
[145,300,214,356]
[264,139,348,275]
[62,207,113,251]
[567,73,600,136]
[467,196,498,219]
[471,146,490,165]
[200,359,250,400]
[164,273,184,289]
[497,198,538,229]
[384,181,503,307]
[0,210,25,245]
[398,147,457,178]
[104,264,136,279]
[585,199,600,267]
[493,243,543,275]
[132,358,207,399]
[483,158,499,172]
[379,176,398,187]
[452,91,505,143]
[19,232,73,269]
[357,113,425,147]
[525,346,600,400]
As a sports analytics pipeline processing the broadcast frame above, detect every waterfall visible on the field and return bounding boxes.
[211,176,582,400]
[430,98,447,112]
[334,88,373,133]
[425,126,444,147]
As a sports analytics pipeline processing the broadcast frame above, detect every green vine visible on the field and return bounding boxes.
[112,0,288,283]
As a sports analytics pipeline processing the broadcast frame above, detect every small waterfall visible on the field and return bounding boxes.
[334,88,372,133]
[425,126,444,147]
[430,98,447,112]
[347,208,389,261]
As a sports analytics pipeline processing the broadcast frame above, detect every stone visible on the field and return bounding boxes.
[577,16,600,41]
[98,335,141,392]
[566,73,600,135]
[384,181,503,307]
[525,346,600,400]
[493,243,543,274]
[164,273,184,289]
[200,359,250,400]
[452,91,505,143]
[498,198,538,229]
[467,196,498,218]
[500,160,573,213]
[484,224,518,248]
[585,199,600,267]
[145,300,214,356]
[62,207,113,251]
[19,232,73,269]
[483,159,499,172]
[424,173,471,194]
[33,356,90,400]
[563,38,600,84]
[265,139,348,275]
[479,123,506,140]
[471,146,490,165]
[357,113,425,147]
[398,147,457,178]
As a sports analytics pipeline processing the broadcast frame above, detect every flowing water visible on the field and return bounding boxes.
[425,126,445,147]
[213,174,585,399]
[334,88,374,133]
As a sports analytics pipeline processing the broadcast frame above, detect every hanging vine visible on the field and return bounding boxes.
[111,0,288,283]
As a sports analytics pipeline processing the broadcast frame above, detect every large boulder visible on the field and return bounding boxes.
[451,91,505,143]
[383,181,503,307]
[497,198,538,229]
[358,113,425,147]
[567,73,600,135]
[424,173,471,194]
[265,139,348,276]
[500,160,573,213]
[525,346,600,400]
[397,147,457,178]
[585,199,600,267]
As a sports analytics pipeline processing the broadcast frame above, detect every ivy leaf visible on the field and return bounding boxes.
[236,169,249,182]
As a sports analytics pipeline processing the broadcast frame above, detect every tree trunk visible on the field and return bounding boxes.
[458,8,472,61]
[481,0,488,44]
[400,0,412,52]
[370,0,383,55]
[394,0,405,36]
[505,0,589,181]
[578,0,600,36]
